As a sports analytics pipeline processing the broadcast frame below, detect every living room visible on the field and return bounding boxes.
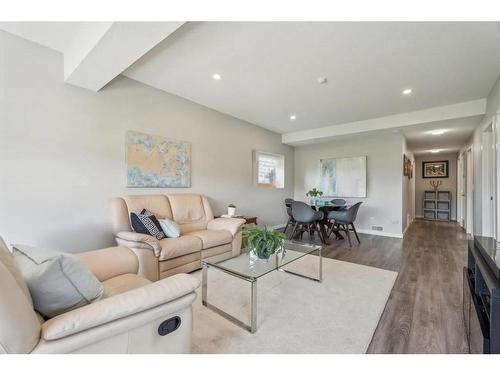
[1,0,500,372]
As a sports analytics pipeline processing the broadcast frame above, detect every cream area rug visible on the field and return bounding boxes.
[191,255,397,354]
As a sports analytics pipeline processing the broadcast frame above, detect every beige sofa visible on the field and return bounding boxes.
[111,194,246,281]
[0,237,199,354]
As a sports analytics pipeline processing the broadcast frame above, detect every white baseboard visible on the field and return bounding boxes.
[403,217,414,236]
[356,229,403,239]
[273,223,403,239]
[272,223,287,230]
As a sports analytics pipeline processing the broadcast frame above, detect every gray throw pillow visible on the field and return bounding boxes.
[12,244,104,318]
[158,218,181,238]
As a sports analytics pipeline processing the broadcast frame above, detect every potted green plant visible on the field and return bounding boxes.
[227,203,237,217]
[243,226,286,260]
[306,188,324,205]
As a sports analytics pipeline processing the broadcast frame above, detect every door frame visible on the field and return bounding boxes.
[466,145,474,236]
[481,117,498,238]
[457,151,466,228]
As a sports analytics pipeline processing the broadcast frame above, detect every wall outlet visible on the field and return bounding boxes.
[371,226,383,231]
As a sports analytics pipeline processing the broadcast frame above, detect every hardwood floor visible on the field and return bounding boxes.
[284,219,469,353]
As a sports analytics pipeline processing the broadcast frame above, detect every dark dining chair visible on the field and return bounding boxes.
[330,198,347,206]
[290,201,325,243]
[283,198,295,234]
[327,202,362,247]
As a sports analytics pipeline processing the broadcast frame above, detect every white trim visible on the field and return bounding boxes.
[403,217,414,236]
[282,99,486,145]
[356,229,403,239]
[466,145,474,235]
[272,223,287,230]
[273,224,403,239]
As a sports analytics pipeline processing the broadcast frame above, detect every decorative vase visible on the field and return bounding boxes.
[228,206,236,216]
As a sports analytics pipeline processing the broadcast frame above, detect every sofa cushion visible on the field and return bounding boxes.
[167,194,213,234]
[189,230,232,249]
[0,237,32,304]
[158,235,202,261]
[0,261,41,353]
[102,274,151,297]
[74,246,139,282]
[12,245,104,318]
[123,195,173,221]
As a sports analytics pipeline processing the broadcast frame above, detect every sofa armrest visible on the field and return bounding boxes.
[41,273,200,341]
[116,231,161,257]
[207,217,246,236]
[74,246,139,282]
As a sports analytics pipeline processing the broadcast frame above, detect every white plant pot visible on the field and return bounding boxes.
[228,207,236,216]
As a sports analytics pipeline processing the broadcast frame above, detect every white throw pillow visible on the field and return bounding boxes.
[159,218,181,238]
[12,244,104,318]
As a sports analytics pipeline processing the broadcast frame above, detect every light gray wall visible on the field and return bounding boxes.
[468,74,500,235]
[0,31,294,252]
[414,153,458,220]
[293,133,404,236]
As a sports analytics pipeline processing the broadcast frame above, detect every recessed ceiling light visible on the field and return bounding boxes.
[430,130,445,135]
[317,77,328,84]
[212,73,221,80]
[402,88,412,95]
[290,115,297,120]
[431,149,440,153]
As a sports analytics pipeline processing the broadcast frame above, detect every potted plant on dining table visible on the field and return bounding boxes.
[306,188,324,206]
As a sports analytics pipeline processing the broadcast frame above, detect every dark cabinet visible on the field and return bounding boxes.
[464,237,500,353]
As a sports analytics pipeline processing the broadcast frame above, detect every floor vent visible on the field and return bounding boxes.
[371,226,383,231]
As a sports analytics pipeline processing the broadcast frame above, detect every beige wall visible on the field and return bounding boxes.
[414,153,458,220]
[0,31,294,252]
[293,132,404,236]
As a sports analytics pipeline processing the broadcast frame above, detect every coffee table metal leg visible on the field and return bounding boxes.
[201,265,257,333]
[202,263,208,306]
[319,246,323,282]
[251,280,257,333]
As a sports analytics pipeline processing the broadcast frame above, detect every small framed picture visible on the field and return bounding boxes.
[422,160,449,179]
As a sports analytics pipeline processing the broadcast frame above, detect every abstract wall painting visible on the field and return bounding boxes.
[126,131,191,188]
[319,156,367,198]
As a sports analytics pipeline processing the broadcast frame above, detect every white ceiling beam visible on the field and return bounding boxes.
[281,99,487,145]
[64,22,184,91]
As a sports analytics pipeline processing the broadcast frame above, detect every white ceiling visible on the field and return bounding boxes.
[124,22,500,134]
[1,22,499,154]
[402,115,483,155]
[0,22,98,53]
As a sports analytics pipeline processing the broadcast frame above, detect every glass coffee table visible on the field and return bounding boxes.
[201,240,322,333]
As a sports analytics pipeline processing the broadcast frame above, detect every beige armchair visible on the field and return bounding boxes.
[111,194,246,281]
[0,237,199,354]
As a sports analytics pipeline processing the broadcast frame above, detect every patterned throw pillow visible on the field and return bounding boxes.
[130,210,166,240]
